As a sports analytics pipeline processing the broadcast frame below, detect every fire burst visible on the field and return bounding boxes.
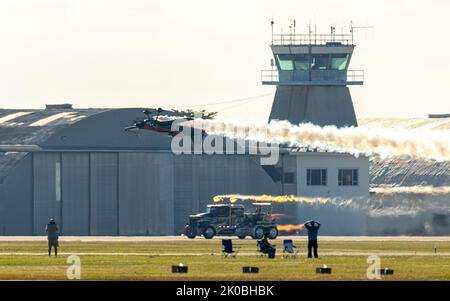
[277,224,304,232]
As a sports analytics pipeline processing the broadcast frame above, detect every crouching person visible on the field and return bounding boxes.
[46,218,59,257]
[259,233,276,258]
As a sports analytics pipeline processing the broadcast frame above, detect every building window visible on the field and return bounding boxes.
[338,169,359,186]
[293,54,309,70]
[283,172,295,184]
[330,54,349,70]
[276,54,294,70]
[311,54,329,70]
[306,169,327,186]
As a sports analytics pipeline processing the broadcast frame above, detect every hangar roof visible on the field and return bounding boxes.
[0,108,107,183]
[0,107,176,183]
[0,108,107,145]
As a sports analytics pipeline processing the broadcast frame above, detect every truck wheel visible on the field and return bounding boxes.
[184,226,196,239]
[203,226,215,239]
[268,227,278,239]
[237,235,246,239]
[252,226,264,239]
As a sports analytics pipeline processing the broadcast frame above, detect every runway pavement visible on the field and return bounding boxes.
[0,235,449,242]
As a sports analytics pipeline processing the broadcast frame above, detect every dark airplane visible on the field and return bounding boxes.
[125,108,201,138]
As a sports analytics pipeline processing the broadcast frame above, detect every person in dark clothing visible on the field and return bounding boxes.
[304,220,321,258]
[45,218,59,256]
[259,233,276,258]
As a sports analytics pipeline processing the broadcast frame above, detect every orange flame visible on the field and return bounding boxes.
[277,224,304,232]
[213,194,330,204]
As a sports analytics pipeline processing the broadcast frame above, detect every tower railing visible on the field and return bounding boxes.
[261,69,364,85]
[271,33,353,46]
[347,70,364,83]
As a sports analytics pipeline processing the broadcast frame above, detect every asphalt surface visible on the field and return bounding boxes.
[0,235,449,242]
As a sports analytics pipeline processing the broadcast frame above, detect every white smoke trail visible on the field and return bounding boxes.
[214,191,450,220]
[371,185,450,196]
[213,194,363,209]
[188,119,450,161]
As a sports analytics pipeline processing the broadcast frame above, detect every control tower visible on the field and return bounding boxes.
[262,24,364,127]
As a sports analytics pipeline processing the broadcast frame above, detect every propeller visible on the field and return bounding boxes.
[143,109,152,118]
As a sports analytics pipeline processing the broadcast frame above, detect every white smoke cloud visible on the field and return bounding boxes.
[214,191,450,234]
[186,119,450,161]
[371,185,450,196]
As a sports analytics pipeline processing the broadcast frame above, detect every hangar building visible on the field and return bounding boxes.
[0,106,369,235]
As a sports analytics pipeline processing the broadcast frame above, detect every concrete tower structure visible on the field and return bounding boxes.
[262,24,364,127]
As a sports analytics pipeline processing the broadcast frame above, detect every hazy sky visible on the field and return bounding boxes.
[0,0,449,121]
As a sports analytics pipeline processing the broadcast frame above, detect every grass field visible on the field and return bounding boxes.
[0,237,449,280]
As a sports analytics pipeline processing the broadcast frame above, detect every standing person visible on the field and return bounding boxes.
[304,220,321,258]
[46,218,59,257]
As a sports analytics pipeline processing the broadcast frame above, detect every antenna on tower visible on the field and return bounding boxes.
[350,20,374,44]
[314,24,317,44]
[270,17,274,45]
[307,23,312,44]
[293,18,296,38]
[289,19,293,44]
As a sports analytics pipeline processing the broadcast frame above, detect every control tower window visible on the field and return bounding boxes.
[276,54,294,70]
[293,55,309,70]
[330,54,349,70]
[311,54,329,70]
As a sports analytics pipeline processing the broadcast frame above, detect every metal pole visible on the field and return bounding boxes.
[293,18,296,44]
[314,24,317,44]
[271,19,274,45]
[350,20,354,44]
[228,199,232,227]
[308,24,311,44]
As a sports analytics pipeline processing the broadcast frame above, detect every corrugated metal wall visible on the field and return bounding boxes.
[33,153,61,235]
[90,153,118,235]
[118,153,174,235]
[26,151,280,235]
[173,155,196,233]
[61,153,89,235]
[152,154,174,234]
[31,152,176,235]
[0,154,33,235]
[118,153,149,235]
[196,155,251,211]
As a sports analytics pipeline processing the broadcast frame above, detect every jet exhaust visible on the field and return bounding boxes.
[188,119,450,161]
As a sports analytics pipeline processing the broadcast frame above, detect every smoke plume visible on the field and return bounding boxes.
[213,194,354,206]
[213,191,450,235]
[188,119,450,161]
[371,185,450,196]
